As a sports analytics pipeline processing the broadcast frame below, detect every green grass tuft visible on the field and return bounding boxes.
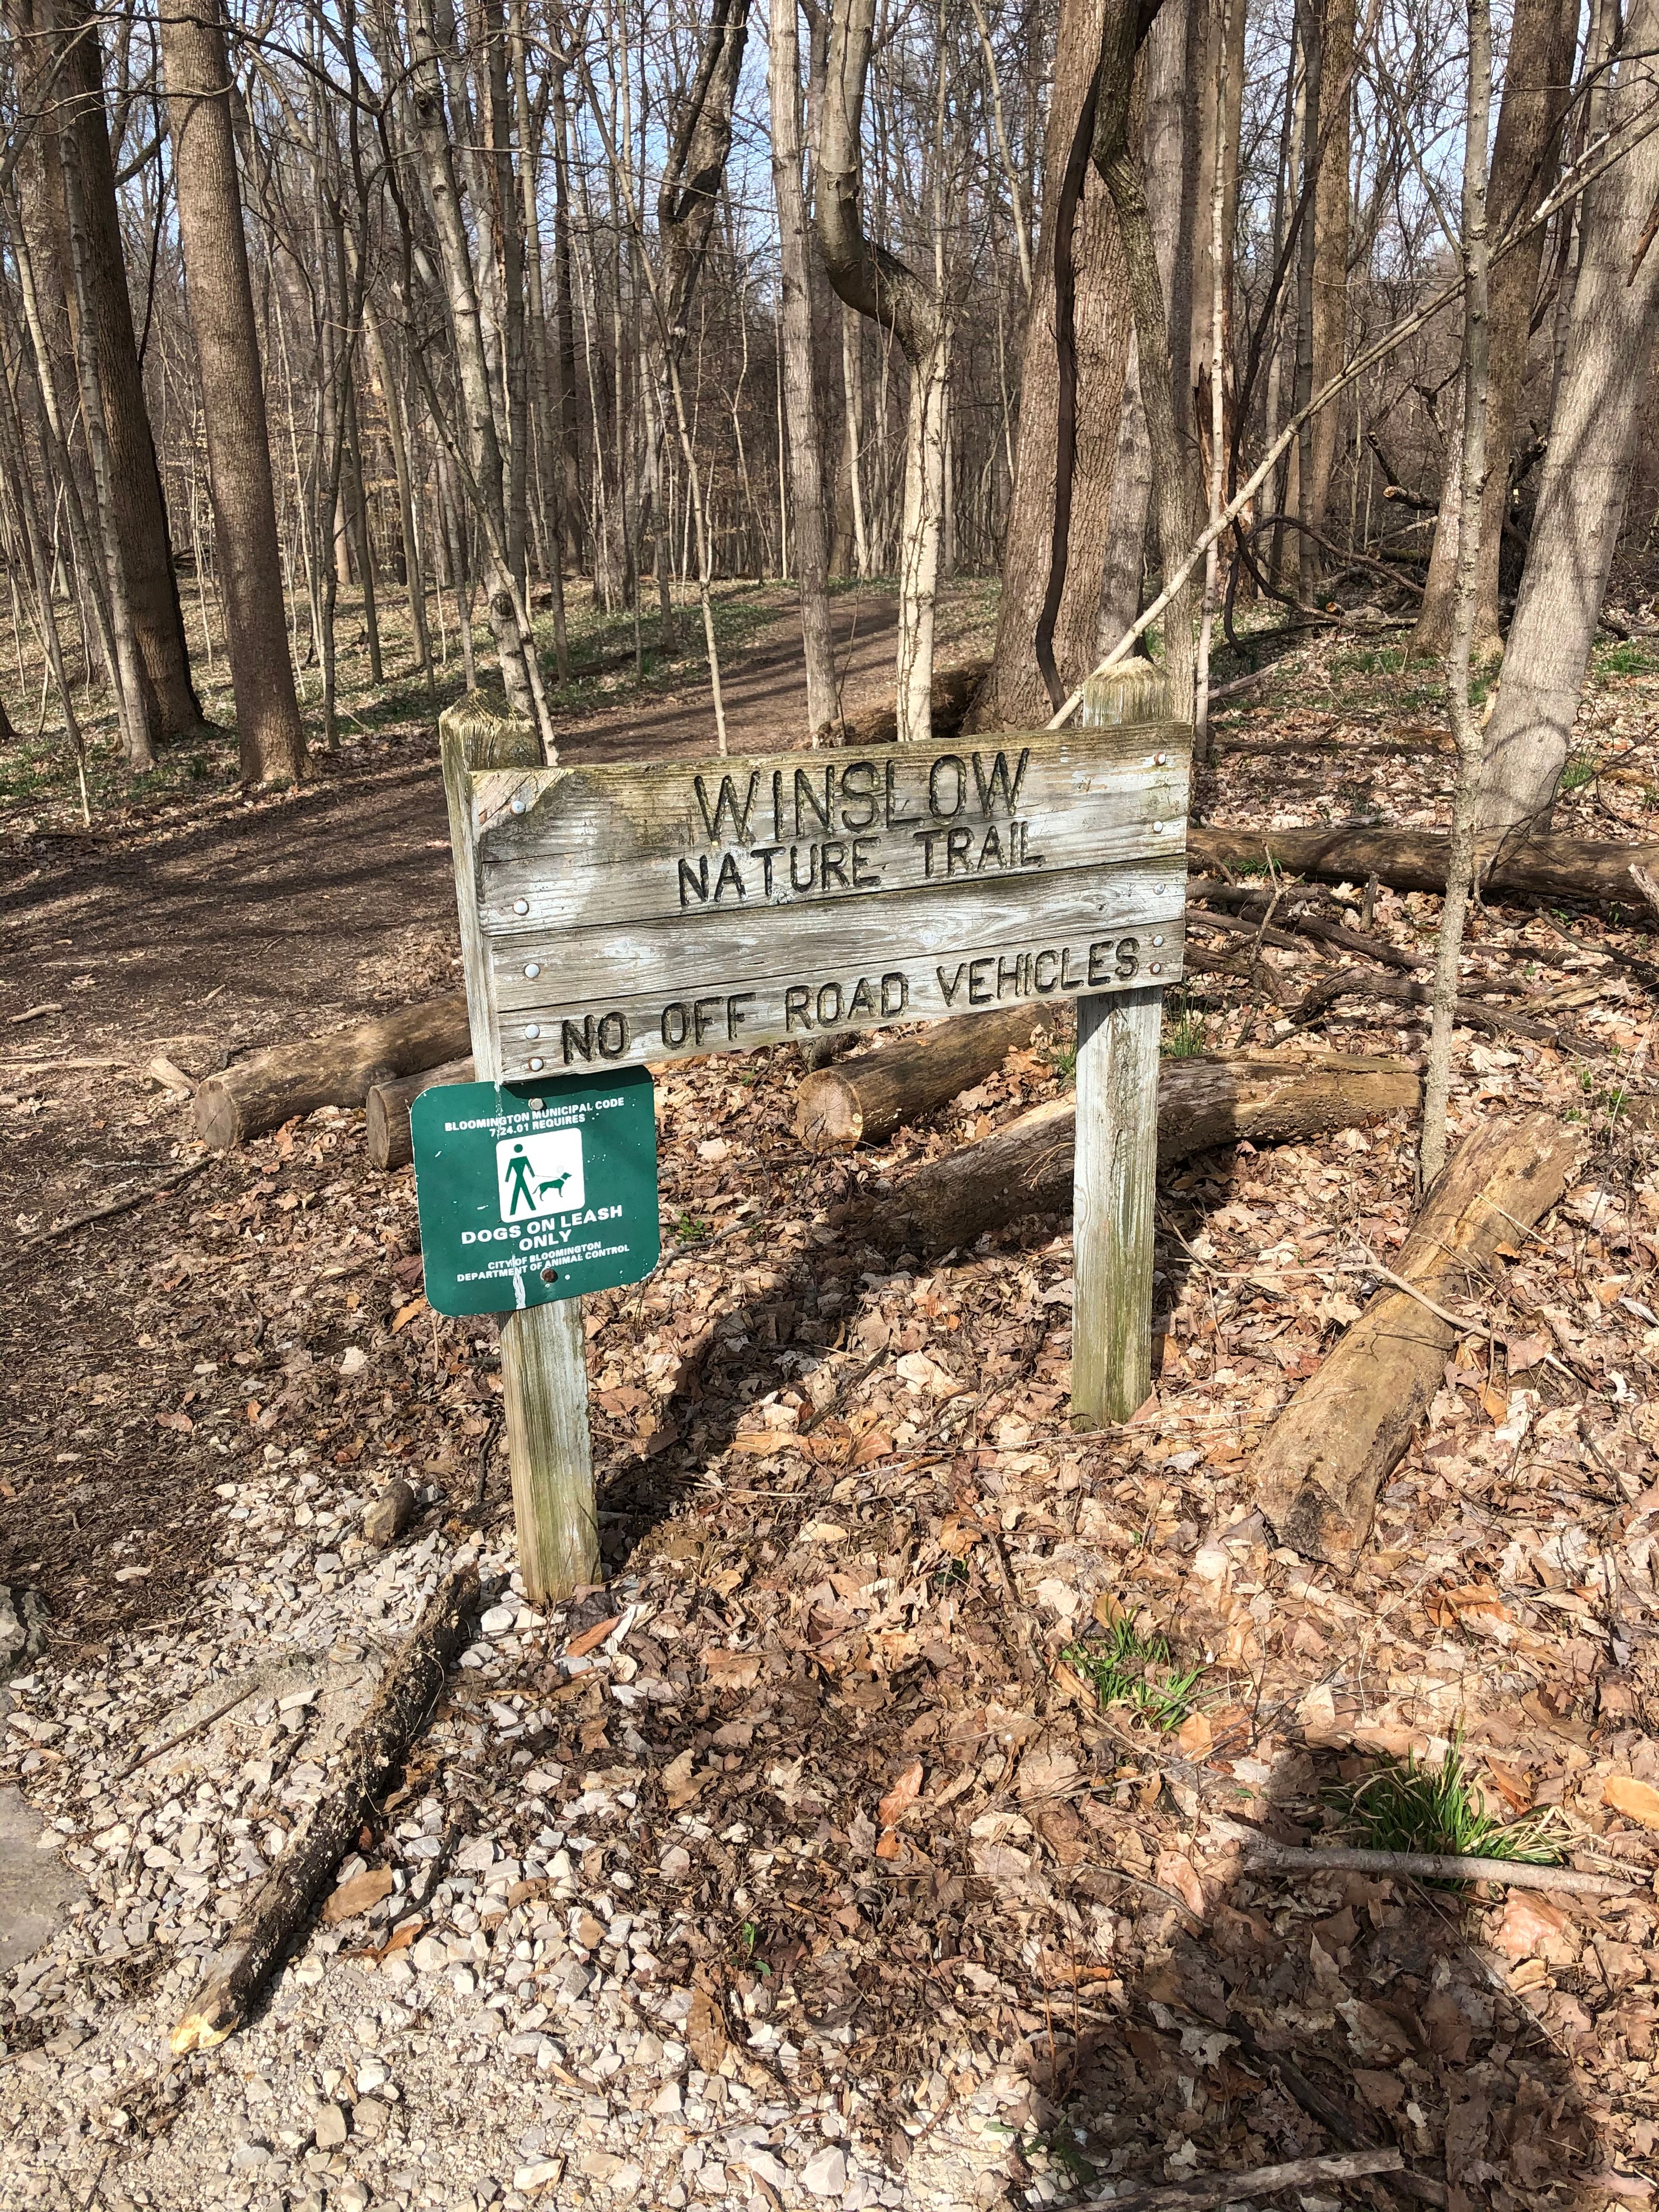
[1062,1618,1209,1732]
[1163,998,1208,1058]
[1326,1736,1564,1867]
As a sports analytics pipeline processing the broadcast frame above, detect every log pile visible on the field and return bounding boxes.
[367,1056,475,1170]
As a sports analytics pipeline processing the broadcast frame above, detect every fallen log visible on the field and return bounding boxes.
[1255,1111,1578,1569]
[1189,821,1659,914]
[193,994,472,1151]
[367,1055,475,1171]
[795,1006,1059,1150]
[884,1049,1418,1254]
[168,1561,478,2053]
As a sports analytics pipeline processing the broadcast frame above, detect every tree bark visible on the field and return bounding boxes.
[1478,0,1659,837]
[1413,0,1576,658]
[194,995,473,1150]
[14,0,203,741]
[770,0,839,740]
[883,1049,1417,1254]
[157,0,305,784]
[406,0,550,744]
[1093,0,1198,721]
[169,1563,478,2053]
[976,0,1132,729]
[795,1005,1059,1150]
[1255,1111,1578,1566]
[1303,0,1352,586]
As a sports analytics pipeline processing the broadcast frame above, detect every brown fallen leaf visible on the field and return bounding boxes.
[1176,1710,1214,1760]
[566,1614,623,1659]
[702,1648,762,1690]
[686,1984,728,2071]
[663,1746,712,1809]
[391,1297,427,1334]
[322,1866,396,1923]
[1604,1773,1659,1829]
[877,1758,924,1829]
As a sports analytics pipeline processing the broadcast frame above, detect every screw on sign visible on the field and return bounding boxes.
[436,673,1190,1602]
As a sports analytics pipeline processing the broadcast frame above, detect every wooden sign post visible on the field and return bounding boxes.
[440,680,1190,1600]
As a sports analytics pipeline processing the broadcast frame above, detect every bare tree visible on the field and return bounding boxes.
[1477,0,1659,839]
[1412,0,1576,658]
[976,0,1131,728]
[769,0,838,740]
[158,0,305,783]
[1421,0,1491,1185]
[817,0,951,744]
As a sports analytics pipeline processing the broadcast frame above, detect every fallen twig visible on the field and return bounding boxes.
[116,1680,264,1780]
[1077,2146,1405,2212]
[16,1159,210,1252]
[169,1562,479,2053]
[1244,1842,1637,1897]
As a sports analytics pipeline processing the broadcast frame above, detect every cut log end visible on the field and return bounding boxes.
[192,1077,245,1153]
[169,2001,235,2057]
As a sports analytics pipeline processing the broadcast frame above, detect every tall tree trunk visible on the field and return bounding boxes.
[817,0,950,744]
[1421,0,1491,1186]
[1477,0,1659,839]
[1093,0,1197,721]
[769,0,838,739]
[977,0,1132,728]
[1412,0,1575,658]
[156,0,305,783]
[405,0,550,744]
[1303,0,1352,586]
[51,6,154,773]
[9,0,204,742]
[1099,0,1188,642]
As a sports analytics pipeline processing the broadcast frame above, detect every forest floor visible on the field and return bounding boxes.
[2,583,1659,2212]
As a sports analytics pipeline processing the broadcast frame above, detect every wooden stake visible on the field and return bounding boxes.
[1073,667,1176,1429]
[440,695,600,1604]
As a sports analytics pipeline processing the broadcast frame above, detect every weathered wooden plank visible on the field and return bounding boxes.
[440,694,599,1606]
[471,729,1190,936]
[488,887,1186,1075]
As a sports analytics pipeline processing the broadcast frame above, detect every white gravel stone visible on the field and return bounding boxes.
[800,2145,849,2198]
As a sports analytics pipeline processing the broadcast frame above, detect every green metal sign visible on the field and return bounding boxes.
[411,1071,660,1317]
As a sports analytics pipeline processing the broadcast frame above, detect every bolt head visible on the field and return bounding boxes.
[524,1024,540,1039]
[1152,934,1164,947]
[524,962,541,979]
[1150,962,1163,975]
[513,899,529,915]
[1152,820,1165,833]
[1156,751,1168,765]
[510,797,526,815]
[528,1057,544,1072]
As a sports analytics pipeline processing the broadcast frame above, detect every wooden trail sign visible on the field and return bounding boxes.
[440,672,1189,1601]
[458,723,1188,1079]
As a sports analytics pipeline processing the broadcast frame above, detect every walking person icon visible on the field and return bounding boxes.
[505,1142,538,1216]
